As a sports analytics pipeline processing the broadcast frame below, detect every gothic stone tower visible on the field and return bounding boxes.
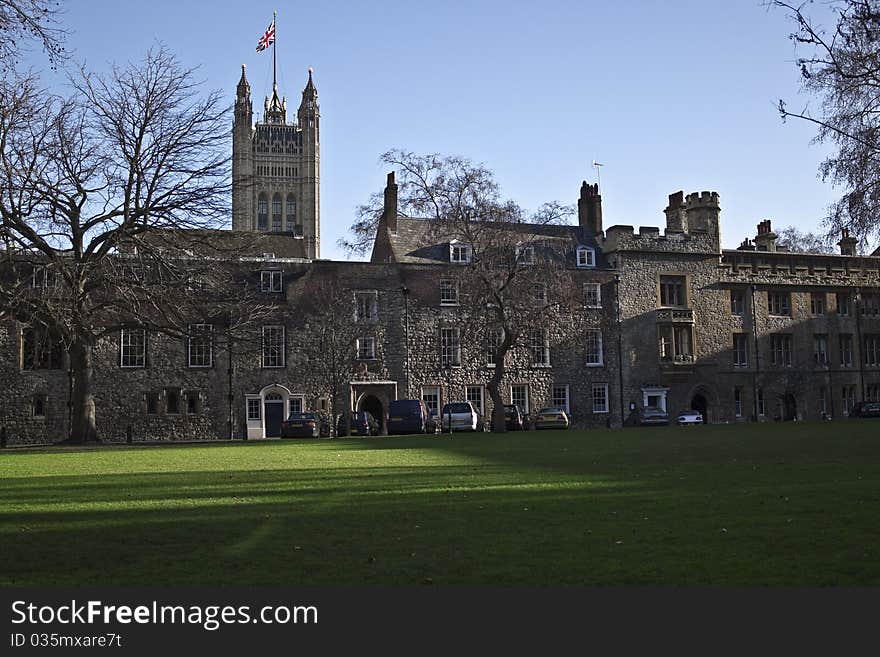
[232,65,321,258]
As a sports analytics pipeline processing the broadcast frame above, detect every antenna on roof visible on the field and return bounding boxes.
[592,160,604,191]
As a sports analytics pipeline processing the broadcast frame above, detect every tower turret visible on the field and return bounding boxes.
[232,65,254,231]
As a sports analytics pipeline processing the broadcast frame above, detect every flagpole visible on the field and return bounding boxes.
[272,9,277,91]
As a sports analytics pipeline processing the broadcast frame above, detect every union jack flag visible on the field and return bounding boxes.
[256,19,275,52]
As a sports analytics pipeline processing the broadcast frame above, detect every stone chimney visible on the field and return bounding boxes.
[577,181,603,236]
[383,171,398,232]
[754,219,777,252]
[664,191,687,233]
[838,227,858,256]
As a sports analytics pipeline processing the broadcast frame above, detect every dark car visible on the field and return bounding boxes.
[387,399,431,435]
[640,406,670,426]
[336,411,379,436]
[490,404,525,431]
[280,412,329,438]
[852,401,880,418]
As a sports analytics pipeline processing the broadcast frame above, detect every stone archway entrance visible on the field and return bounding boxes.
[690,393,709,424]
[358,394,383,428]
[783,394,797,421]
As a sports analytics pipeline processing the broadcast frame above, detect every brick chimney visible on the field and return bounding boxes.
[383,171,398,232]
[838,227,858,256]
[754,219,777,252]
[664,191,687,233]
[577,181,603,236]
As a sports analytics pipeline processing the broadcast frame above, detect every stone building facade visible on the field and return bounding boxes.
[3,71,880,445]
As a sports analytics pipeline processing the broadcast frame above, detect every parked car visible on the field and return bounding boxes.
[534,407,570,430]
[440,402,481,432]
[336,411,379,437]
[387,399,432,435]
[640,406,670,426]
[281,412,330,438]
[490,404,526,431]
[676,409,704,425]
[852,401,880,418]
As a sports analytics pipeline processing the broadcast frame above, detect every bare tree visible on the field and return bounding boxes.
[350,150,583,433]
[0,0,67,70]
[773,0,880,250]
[776,224,836,253]
[0,47,251,443]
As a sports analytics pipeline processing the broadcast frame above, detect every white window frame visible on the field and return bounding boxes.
[357,336,377,360]
[551,384,570,413]
[187,323,213,368]
[440,327,461,367]
[576,246,596,268]
[261,325,286,368]
[733,333,748,367]
[730,289,745,316]
[814,334,829,366]
[487,328,502,367]
[768,291,791,317]
[422,386,441,417]
[591,383,609,414]
[510,384,529,414]
[440,279,459,306]
[247,397,261,421]
[516,244,536,265]
[584,282,602,308]
[531,328,550,367]
[355,291,379,323]
[120,328,146,368]
[585,329,603,366]
[450,242,471,264]
[466,385,485,416]
[810,293,825,317]
[839,334,854,368]
[260,270,283,293]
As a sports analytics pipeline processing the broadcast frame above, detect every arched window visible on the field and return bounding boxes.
[271,194,282,232]
[257,194,268,230]
[286,195,298,233]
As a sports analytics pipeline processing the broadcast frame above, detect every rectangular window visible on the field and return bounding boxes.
[810,293,825,316]
[21,326,63,370]
[187,392,199,415]
[866,384,880,402]
[552,384,570,413]
[770,334,793,367]
[517,245,535,265]
[511,384,529,414]
[31,265,55,289]
[355,291,379,322]
[813,334,828,366]
[32,394,46,418]
[440,279,458,305]
[733,333,748,367]
[842,385,857,416]
[585,329,603,366]
[577,247,595,268]
[730,290,745,316]
[531,328,549,366]
[487,328,502,367]
[865,334,880,367]
[450,243,471,264]
[757,388,765,416]
[440,328,461,367]
[165,388,181,415]
[247,398,261,421]
[591,383,609,414]
[837,293,851,316]
[120,328,146,368]
[261,325,285,368]
[422,386,441,417]
[532,283,547,303]
[260,270,283,292]
[734,387,743,418]
[840,334,854,367]
[187,323,213,368]
[768,291,791,316]
[660,325,693,362]
[357,336,376,360]
[584,282,602,308]
[289,396,304,415]
[659,276,686,307]
[466,386,484,416]
[861,293,880,317]
[819,387,828,417]
[146,392,160,415]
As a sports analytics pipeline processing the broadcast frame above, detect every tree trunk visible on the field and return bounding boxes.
[67,339,99,443]
[488,358,507,434]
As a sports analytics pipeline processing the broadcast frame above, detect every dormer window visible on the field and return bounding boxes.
[576,246,596,268]
[450,242,471,264]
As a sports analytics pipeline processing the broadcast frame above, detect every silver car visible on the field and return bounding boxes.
[440,402,480,432]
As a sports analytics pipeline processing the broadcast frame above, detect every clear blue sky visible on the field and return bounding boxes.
[24,0,842,259]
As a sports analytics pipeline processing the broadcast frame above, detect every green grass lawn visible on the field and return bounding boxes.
[1,422,879,586]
